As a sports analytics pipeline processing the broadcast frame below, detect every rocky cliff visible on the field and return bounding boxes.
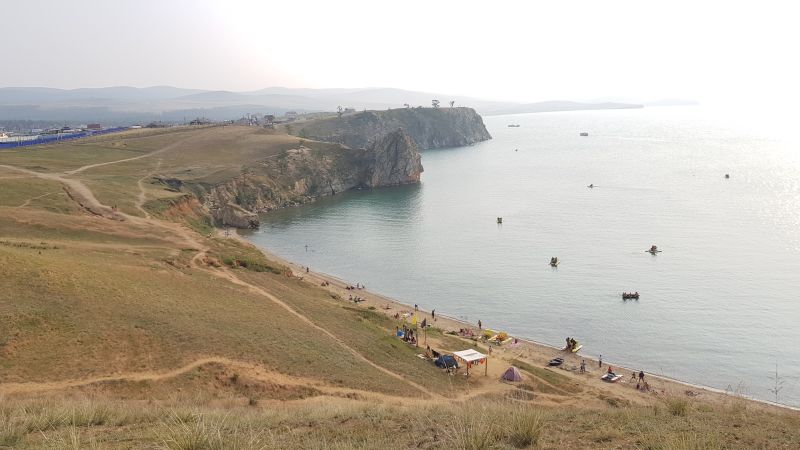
[292,107,491,150]
[161,108,490,229]
[182,130,423,228]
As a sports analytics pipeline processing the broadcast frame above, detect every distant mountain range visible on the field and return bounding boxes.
[0,86,644,125]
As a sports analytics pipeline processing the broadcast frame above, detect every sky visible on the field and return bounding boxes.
[2,0,799,106]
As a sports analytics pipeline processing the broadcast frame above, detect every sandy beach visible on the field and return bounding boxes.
[225,229,797,412]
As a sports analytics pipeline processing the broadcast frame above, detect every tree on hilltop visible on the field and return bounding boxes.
[449,100,455,108]
[432,99,440,108]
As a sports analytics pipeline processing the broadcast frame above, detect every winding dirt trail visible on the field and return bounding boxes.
[0,356,402,402]
[1,143,439,398]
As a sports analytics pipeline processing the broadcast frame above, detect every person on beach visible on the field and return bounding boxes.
[580,360,586,373]
[478,320,482,330]
[306,267,309,273]
[414,304,418,311]
[607,366,614,374]
[639,371,645,382]
[488,346,493,355]
[599,355,603,367]
[431,309,435,320]
[631,372,637,383]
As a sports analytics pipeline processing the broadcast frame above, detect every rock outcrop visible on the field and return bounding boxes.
[293,107,491,150]
[186,129,423,228]
[364,130,422,187]
[168,108,490,228]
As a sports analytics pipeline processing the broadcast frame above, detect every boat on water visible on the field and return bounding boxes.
[549,257,560,267]
[563,338,581,353]
[622,292,640,300]
[508,124,520,128]
[646,245,661,255]
[497,217,503,224]
[580,132,589,136]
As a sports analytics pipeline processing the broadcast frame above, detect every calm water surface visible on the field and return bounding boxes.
[244,107,800,406]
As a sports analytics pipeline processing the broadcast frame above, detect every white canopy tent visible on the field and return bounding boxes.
[453,349,488,376]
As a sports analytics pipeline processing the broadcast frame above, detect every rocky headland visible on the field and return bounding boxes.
[176,108,490,228]
[291,107,492,150]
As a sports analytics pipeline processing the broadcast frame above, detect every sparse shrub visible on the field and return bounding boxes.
[505,405,546,448]
[656,431,722,450]
[0,420,25,447]
[664,397,690,416]
[443,405,499,450]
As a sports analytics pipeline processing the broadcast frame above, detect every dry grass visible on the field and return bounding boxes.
[1,394,797,449]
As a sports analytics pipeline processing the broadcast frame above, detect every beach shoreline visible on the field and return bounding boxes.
[225,229,799,412]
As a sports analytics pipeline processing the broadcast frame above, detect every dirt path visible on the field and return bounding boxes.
[207,266,440,398]
[16,190,61,208]
[2,148,440,398]
[135,160,161,219]
[0,356,392,401]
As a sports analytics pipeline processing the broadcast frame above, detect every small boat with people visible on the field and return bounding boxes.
[580,132,589,136]
[601,370,623,383]
[496,217,503,224]
[549,256,560,267]
[622,292,640,300]
[563,337,581,353]
[508,124,520,127]
[646,245,661,255]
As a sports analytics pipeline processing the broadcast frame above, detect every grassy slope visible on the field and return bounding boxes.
[1,125,798,449]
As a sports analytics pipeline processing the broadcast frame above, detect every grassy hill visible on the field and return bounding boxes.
[1,125,798,449]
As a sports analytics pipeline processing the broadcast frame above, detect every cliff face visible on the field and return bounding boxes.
[293,107,492,150]
[164,108,490,228]
[185,129,423,228]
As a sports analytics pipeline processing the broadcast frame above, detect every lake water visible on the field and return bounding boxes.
[244,106,800,406]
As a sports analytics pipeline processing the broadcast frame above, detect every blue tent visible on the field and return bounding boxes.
[434,355,458,369]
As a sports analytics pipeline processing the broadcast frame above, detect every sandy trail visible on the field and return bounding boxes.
[0,356,398,402]
[135,159,161,219]
[1,145,440,399]
[16,190,61,208]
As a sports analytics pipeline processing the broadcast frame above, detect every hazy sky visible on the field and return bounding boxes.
[2,0,798,105]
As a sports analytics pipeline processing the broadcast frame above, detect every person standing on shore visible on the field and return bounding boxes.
[599,355,603,367]
[580,360,586,373]
[414,304,418,311]
[478,320,482,330]
[431,309,436,320]
[639,370,645,383]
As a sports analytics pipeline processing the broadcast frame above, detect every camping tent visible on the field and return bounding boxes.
[435,355,458,370]
[501,366,523,382]
[453,349,488,376]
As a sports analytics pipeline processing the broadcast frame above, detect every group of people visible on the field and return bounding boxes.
[397,326,417,345]
[630,370,650,390]
[349,295,364,303]
[564,337,579,351]
[345,283,365,290]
